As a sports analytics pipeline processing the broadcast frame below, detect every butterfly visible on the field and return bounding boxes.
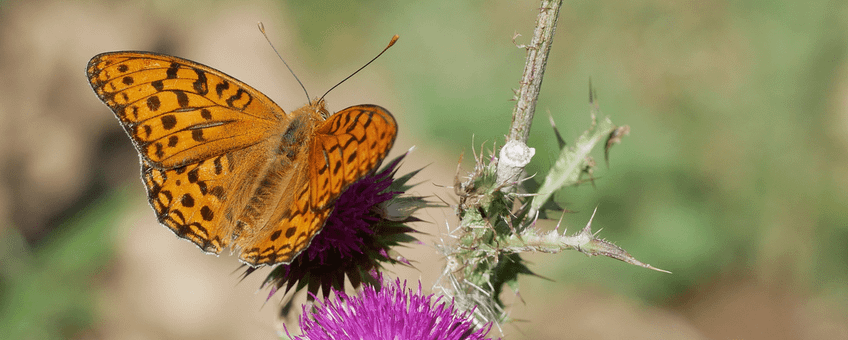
[86,50,397,267]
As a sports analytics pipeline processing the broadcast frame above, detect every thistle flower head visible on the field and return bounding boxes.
[287,278,494,340]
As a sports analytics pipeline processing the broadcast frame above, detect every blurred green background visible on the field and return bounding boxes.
[1,0,847,339]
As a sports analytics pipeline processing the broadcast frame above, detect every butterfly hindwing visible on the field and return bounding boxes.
[142,156,233,254]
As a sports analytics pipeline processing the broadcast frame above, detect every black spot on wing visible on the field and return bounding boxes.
[174,90,189,108]
[161,115,177,130]
[147,96,161,112]
[187,168,199,183]
[192,68,208,94]
[166,63,180,79]
[192,129,205,142]
[270,230,282,241]
[181,194,195,207]
[215,81,229,98]
[200,206,214,221]
[197,181,208,195]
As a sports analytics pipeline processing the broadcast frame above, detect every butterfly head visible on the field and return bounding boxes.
[309,98,331,119]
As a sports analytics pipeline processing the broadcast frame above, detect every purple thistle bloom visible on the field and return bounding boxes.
[288,278,494,340]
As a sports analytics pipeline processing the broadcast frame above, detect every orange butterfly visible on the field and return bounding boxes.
[87,43,397,267]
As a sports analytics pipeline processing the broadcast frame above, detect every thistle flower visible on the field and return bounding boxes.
[287,278,494,340]
[243,150,429,311]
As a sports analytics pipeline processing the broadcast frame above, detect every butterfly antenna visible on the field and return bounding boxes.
[319,34,399,103]
[258,22,310,102]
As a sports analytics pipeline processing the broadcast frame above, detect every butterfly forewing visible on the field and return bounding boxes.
[87,52,284,169]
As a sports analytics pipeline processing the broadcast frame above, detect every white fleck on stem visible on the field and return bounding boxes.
[496,140,535,190]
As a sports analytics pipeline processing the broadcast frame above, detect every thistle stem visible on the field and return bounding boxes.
[497,0,563,191]
[507,0,563,144]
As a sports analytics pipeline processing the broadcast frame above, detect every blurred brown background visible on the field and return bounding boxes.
[1,0,847,339]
